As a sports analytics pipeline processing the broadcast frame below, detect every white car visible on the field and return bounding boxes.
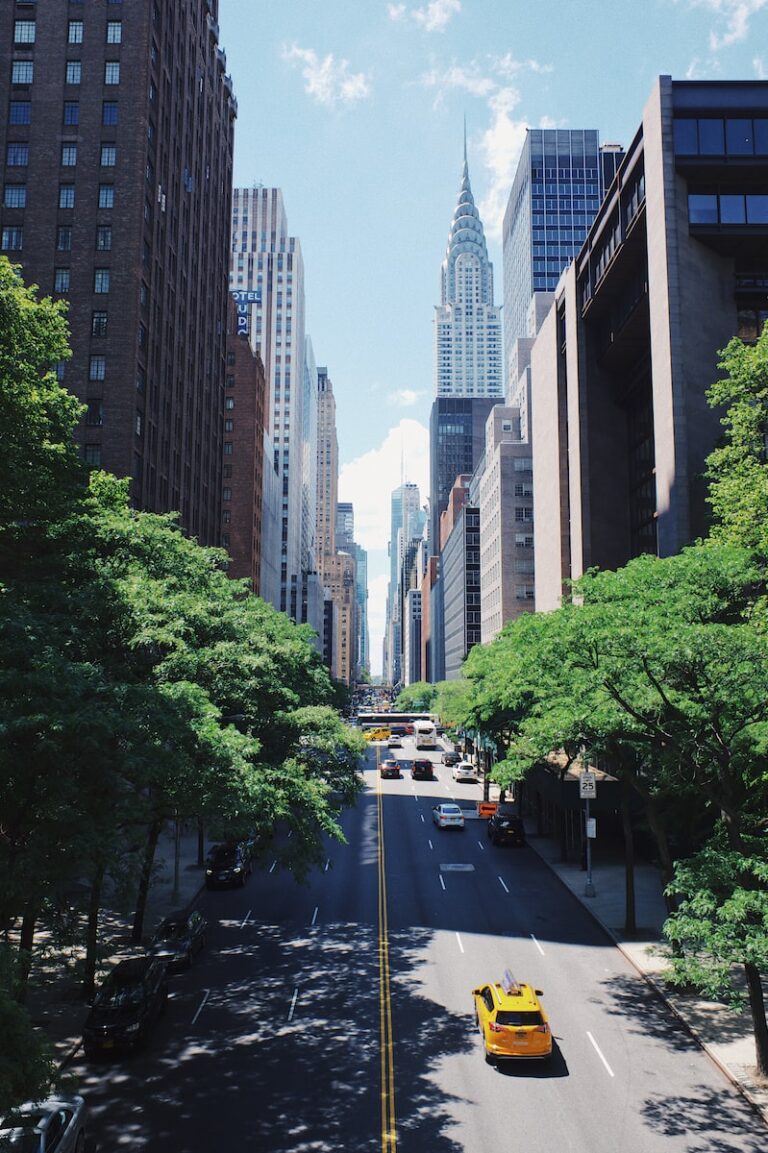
[0,1095,88,1153]
[452,761,478,782]
[432,803,465,829]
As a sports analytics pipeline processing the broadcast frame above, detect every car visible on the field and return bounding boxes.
[472,971,552,1062]
[380,758,401,779]
[442,750,461,766]
[206,842,252,888]
[363,727,391,742]
[82,956,168,1055]
[147,909,208,970]
[386,735,403,749]
[487,805,526,847]
[453,761,478,782]
[0,1095,88,1153]
[432,803,465,829]
[412,759,434,781]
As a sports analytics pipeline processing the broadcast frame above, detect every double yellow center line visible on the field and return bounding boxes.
[377,748,397,1152]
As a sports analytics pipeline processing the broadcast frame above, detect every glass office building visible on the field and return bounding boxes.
[503,130,623,358]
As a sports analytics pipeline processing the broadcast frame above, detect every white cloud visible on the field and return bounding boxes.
[477,86,530,242]
[338,419,430,553]
[386,389,423,406]
[493,53,554,78]
[282,44,371,107]
[687,0,768,49]
[390,1,461,32]
[755,55,767,77]
[419,63,497,98]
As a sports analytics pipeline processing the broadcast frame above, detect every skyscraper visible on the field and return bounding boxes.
[230,186,306,616]
[502,129,623,360]
[1,0,236,545]
[434,139,503,398]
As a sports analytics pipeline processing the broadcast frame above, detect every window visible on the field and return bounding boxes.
[224,419,234,432]
[54,361,66,382]
[106,21,122,44]
[726,118,753,156]
[61,144,77,166]
[94,269,110,293]
[57,226,72,251]
[720,195,746,225]
[11,61,34,85]
[102,101,118,126]
[223,442,233,455]
[14,21,36,44]
[688,194,717,225]
[222,510,231,525]
[104,62,120,85]
[63,101,79,126]
[84,444,102,467]
[66,61,81,85]
[6,144,28,166]
[54,268,70,292]
[1,228,23,251]
[68,21,84,45]
[100,145,116,166]
[9,102,31,125]
[85,399,103,427]
[58,184,75,208]
[89,356,106,381]
[225,397,235,410]
[91,310,108,336]
[3,186,26,208]
[698,119,724,155]
[747,195,768,224]
[96,225,112,251]
[98,185,114,209]
[222,487,232,501]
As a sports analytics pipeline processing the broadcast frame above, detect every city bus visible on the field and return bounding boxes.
[413,718,438,750]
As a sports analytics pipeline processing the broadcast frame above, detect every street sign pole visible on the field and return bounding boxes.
[579,771,597,897]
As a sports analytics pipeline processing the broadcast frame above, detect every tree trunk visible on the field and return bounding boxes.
[132,819,162,944]
[15,904,37,1004]
[83,862,105,1001]
[744,961,768,1078]
[621,785,636,935]
[642,796,677,914]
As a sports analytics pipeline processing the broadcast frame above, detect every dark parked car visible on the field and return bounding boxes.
[206,842,252,888]
[82,957,168,1055]
[147,909,207,970]
[487,806,526,847]
[442,750,461,766]
[412,759,434,780]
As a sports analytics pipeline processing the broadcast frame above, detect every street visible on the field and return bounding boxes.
[70,743,767,1152]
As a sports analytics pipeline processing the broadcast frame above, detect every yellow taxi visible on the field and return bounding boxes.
[472,971,552,1062]
[363,727,391,742]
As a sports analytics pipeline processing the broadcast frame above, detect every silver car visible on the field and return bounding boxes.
[432,803,465,829]
[0,1095,88,1153]
[452,761,478,782]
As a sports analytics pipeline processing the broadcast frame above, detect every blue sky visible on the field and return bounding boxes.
[217,0,768,673]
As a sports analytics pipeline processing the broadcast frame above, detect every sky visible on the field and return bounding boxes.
[217,0,768,674]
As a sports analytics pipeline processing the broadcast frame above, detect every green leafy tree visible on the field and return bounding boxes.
[393,681,437,711]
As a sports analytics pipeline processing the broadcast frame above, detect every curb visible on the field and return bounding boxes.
[528,837,768,1129]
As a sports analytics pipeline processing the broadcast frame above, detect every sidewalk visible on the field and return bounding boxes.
[528,828,768,1125]
[25,824,207,1069]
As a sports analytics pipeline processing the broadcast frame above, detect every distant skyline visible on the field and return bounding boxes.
[217,0,768,673]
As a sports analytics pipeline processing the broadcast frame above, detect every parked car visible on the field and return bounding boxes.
[453,761,478,782]
[380,758,401,779]
[441,750,461,766]
[147,909,208,970]
[412,759,434,781]
[206,842,252,888]
[432,803,465,829]
[82,957,168,1055]
[487,805,526,847]
[0,1095,88,1153]
[472,972,552,1062]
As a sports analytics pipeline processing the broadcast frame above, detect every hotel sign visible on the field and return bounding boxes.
[231,289,261,338]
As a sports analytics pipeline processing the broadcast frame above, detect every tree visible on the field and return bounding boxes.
[393,682,437,711]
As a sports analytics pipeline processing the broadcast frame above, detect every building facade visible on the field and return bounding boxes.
[230,186,306,617]
[531,77,768,610]
[440,476,481,679]
[1,0,236,544]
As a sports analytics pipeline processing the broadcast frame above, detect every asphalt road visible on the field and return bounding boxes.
[71,742,768,1152]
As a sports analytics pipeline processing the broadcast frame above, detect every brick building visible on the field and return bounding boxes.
[0,0,236,544]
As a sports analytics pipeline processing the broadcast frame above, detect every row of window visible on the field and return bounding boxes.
[688,192,768,226]
[10,59,122,86]
[9,100,119,126]
[674,117,768,158]
[13,19,123,46]
[5,139,117,182]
